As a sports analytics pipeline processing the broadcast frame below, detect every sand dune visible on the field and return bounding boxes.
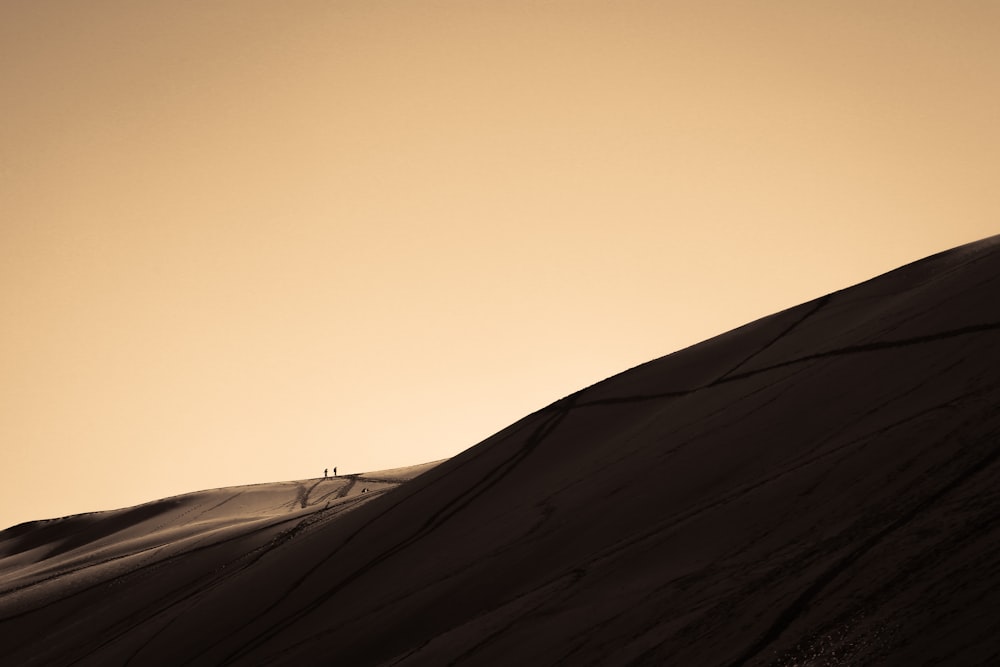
[2,237,1000,665]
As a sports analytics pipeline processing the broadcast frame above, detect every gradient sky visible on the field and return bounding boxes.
[2,1,998,530]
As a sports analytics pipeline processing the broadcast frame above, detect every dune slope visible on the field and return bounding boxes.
[2,237,1000,665]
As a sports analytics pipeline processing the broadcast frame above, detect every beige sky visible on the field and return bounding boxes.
[1,1,997,530]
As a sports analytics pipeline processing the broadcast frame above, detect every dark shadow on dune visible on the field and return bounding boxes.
[722,425,1000,667]
[0,503,178,561]
[0,504,321,619]
[213,396,577,665]
[716,295,832,380]
[576,319,1000,408]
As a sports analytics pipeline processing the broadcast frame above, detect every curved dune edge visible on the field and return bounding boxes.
[1,236,999,666]
[0,462,443,596]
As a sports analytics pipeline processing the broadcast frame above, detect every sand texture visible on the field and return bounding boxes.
[2,237,1000,665]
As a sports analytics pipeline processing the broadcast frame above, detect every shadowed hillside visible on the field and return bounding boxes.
[2,237,999,666]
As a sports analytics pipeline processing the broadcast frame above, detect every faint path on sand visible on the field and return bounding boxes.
[214,397,577,664]
[296,480,336,509]
[335,477,357,499]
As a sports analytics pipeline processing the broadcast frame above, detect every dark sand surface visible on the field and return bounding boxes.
[2,236,999,665]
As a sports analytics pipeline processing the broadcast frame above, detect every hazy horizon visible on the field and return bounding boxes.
[2,1,998,530]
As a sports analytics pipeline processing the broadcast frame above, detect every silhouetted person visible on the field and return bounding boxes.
[324,468,328,478]
[334,466,337,477]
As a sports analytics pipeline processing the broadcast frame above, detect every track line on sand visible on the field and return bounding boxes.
[214,396,577,665]
[721,424,1000,667]
[576,320,1000,408]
